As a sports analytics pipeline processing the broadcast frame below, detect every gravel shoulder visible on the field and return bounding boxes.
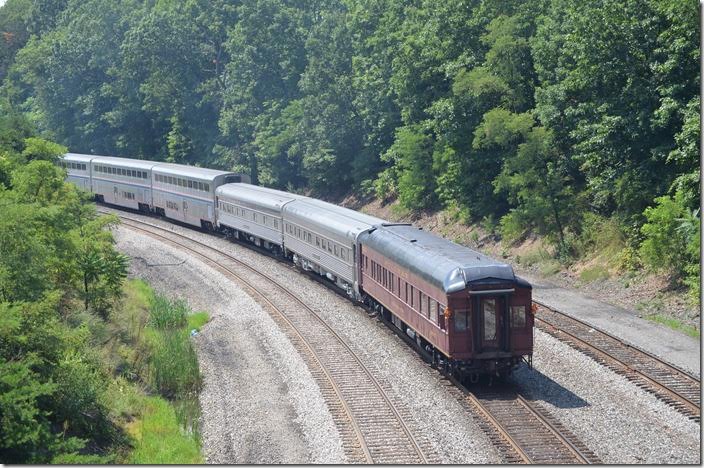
[114,227,346,464]
[513,329,700,464]
[109,210,700,464]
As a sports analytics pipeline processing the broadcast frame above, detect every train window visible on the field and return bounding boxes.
[429,299,438,323]
[454,310,468,332]
[397,278,401,297]
[419,292,425,315]
[253,212,257,222]
[438,305,446,330]
[410,286,415,308]
[315,237,320,247]
[483,300,496,340]
[511,306,526,328]
[307,232,312,243]
[204,184,210,192]
[341,249,346,261]
[188,180,193,189]
[198,182,203,191]
[274,219,278,229]
[334,245,338,256]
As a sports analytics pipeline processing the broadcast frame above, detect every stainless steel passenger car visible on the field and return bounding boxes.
[282,198,385,298]
[90,156,156,211]
[60,153,94,192]
[151,163,247,229]
[215,183,307,252]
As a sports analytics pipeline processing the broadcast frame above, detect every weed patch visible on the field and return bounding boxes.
[579,265,610,283]
[126,396,203,464]
[645,314,700,339]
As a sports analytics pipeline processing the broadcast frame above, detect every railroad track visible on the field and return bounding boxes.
[109,211,436,464]
[433,373,599,464]
[534,301,701,423]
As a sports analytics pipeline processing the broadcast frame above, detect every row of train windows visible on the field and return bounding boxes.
[59,161,87,171]
[155,173,209,192]
[218,201,279,229]
[285,224,350,262]
[122,191,135,200]
[364,256,443,325]
[166,200,179,211]
[452,304,527,332]
[95,165,148,179]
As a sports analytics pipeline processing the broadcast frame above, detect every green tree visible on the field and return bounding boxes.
[494,126,579,251]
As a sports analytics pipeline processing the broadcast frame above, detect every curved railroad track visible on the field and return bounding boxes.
[534,301,701,423]
[108,210,435,464]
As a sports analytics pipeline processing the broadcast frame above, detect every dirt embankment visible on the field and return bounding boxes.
[339,195,699,332]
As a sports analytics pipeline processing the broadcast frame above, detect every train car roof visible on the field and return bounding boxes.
[283,198,388,241]
[88,155,158,170]
[360,224,528,294]
[63,153,97,163]
[216,183,308,211]
[152,162,235,181]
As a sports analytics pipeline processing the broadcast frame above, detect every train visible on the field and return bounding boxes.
[59,152,533,378]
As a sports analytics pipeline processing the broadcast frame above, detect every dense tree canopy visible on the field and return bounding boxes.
[0,0,699,284]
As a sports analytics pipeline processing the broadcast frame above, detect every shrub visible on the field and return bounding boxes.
[499,211,526,243]
[639,190,696,277]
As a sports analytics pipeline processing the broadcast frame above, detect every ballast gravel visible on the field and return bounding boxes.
[512,329,700,464]
[108,209,700,464]
[114,227,346,464]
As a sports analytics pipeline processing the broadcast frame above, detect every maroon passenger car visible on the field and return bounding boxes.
[358,224,533,378]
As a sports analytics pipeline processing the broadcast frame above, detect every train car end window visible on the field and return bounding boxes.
[511,306,527,328]
[454,310,468,332]
[204,183,210,192]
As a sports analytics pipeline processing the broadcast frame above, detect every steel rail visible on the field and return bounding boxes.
[534,300,699,385]
[112,212,429,463]
[465,392,533,464]
[533,301,700,421]
[515,395,590,464]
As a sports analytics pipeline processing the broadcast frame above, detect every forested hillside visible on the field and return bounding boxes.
[0,0,699,298]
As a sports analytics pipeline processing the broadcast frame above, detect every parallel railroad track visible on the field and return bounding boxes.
[110,211,435,464]
[534,301,700,423]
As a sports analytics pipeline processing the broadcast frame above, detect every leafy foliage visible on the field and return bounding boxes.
[0,0,699,294]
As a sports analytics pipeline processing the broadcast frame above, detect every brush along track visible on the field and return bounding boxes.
[111,213,435,464]
[534,301,700,422]
[442,376,600,464]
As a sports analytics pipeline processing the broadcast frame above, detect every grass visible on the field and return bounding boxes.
[187,311,210,331]
[126,396,203,464]
[103,280,210,464]
[645,313,700,339]
[579,265,610,283]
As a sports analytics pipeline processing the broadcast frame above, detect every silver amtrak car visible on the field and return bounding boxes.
[215,183,307,253]
[60,153,94,193]
[282,198,386,298]
[90,155,156,211]
[150,163,246,229]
